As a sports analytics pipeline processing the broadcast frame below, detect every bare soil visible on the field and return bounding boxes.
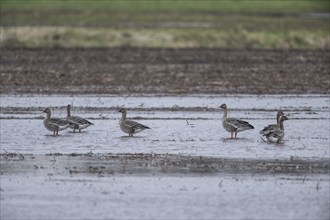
[0,48,329,94]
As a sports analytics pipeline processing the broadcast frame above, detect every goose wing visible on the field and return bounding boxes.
[267,129,284,138]
[266,129,284,143]
[69,116,93,125]
[49,118,68,127]
[260,124,277,135]
[226,118,254,131]
[124,120,150,133]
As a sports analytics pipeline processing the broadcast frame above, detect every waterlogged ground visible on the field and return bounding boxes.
[1,94,329,159]
[1,94,329,219]
[1,169,329,220]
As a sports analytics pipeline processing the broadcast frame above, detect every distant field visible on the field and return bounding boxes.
[1,0,329,26]
[2,0,329,14]
[0,0,329,49]
[1,27,328,49]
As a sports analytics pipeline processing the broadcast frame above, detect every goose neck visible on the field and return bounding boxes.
[279,121,285,131]
[67,106,71,117]
[46,111,51,120]
[276,114,281,127]
[222,108,228,121]
[121,112,127,121]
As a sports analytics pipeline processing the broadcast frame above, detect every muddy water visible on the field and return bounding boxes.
[1,94,329,220]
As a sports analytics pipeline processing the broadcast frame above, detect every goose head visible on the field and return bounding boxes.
[219,103,227,110]
[277,110,284,116]
[43,108,51,113]
[280,115,289,122]
[118,108,127,113]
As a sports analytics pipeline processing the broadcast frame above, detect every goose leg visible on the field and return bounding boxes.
[235,132,237,138]
[230,132,233,139]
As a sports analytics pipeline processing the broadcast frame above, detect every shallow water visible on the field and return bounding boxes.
[1,94,329,220]
[1,172,329,220]
[1,94,329,160]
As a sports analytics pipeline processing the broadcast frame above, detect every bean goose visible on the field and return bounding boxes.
[118,108,150,137]
[219,103,254,139]
[265,115,289,144]
[43,108,69,136]
[67,104,93,132]
[260,110,284,136]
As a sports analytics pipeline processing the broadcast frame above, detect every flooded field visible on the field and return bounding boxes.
[1,3,329,219]
[1,94,329,219]
[1,167,329,220]
[1,94,329,159]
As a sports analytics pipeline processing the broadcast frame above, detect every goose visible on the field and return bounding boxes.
[219,103,254,139]
[260,110,284,136]
[66,104,93,132]
[43,108,69,136]
[118,108,150,136]
[265,115,289,144]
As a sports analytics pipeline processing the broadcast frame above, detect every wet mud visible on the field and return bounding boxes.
[1,153,329,176]
[1,48,329,94]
